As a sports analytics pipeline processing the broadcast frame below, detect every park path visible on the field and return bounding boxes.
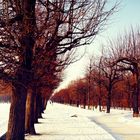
[25,103,116,140]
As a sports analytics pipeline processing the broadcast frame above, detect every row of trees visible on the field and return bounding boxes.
[0,0,117,140]
[52,75,133,109]
[52,28,140,117]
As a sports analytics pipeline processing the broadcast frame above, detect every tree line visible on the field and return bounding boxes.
[52,28,140,117]
[0,0,117,140]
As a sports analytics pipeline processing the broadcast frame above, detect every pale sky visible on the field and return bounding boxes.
[56,0,140,91]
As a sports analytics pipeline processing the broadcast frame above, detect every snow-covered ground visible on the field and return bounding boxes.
[25,103,140,140]
[1,103,140,140]
[89,108,140,140]
[0,103,10,137]
[26,103,115,140]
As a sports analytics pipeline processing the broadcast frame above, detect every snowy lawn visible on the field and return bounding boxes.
[67,105,140,140]
[0,103,10,137]
[1,103,140,140]
[89,108,140,140]
[26,103,115,140]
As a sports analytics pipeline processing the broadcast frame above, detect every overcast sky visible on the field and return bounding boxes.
[56,0,140,91]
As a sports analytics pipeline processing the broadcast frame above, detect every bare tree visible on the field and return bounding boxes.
[110,29,140,117]
[90,53,123,113]
[86,56,94,109]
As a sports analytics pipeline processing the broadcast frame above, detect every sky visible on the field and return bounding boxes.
[56,0,140,91]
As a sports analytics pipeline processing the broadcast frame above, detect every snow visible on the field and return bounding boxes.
[26,103,115,140]
[1,103,140,140]
[0,103,10,137]
[90,108,140,140]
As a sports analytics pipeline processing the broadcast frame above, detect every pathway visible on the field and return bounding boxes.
[25,103,116,140]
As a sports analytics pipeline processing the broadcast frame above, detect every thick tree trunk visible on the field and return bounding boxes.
[41,98,45,111]
[132,74,139,117]
[25,89,36,134]
[6,1,36,139]
[34,93,43,122]
[38,95,43,118]
[34,91,45,123]
[133,86,139,117]
[34,92,38,123]
[6,70,28,140]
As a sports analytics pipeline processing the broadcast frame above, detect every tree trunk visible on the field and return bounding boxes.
[41,97,47,113]
[83,93,86,109]
[99,83,102,112]
[34,93,43,122]
[6,1,36,139]
[77,101,79,107]
[43,97,48,111]
[25,89,36,134]
[98,97,102,112]
[70,99,72,105]
[133,93,139,117]
[133,87,139,117]
[106,85,112,113]
[41,97,47,112]
[132,74,139,117]
[6,70,28,140]
[34,92,38,123]
[77,93,80,107]
[37,95,43,118]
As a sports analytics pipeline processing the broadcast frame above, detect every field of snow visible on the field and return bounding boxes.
[1,103,140,140]
[26,103,140,140]
[0,103,10,137]
[26,103,115,140]
[90,108,140,140]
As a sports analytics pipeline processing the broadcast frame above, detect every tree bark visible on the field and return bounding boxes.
[42,97,48,111]
[98,97,102,112]
[132,73,139,117]
[106,85,112,113]
[132,91,139,117]
[6,70,28,140]
[25,89,36,134]
[34,91,38,123]
[34,93,43,123]
[77,101,79,107]
[99,83,102,112]
[38,95,43,118]
[6,1,36,139]
[44,98,48,108]
[83,93,86,109]
[133,83,139,117]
